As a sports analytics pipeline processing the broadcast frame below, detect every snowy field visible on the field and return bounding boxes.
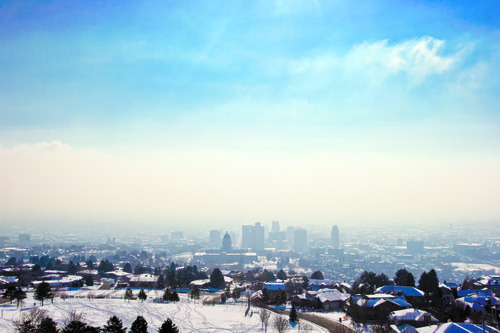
[0,289,326,332]
[451,263,500,274]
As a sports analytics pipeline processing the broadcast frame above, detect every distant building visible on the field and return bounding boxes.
[209,230,222,248]
[160,234,169,243]
[221,232,232,252]
[18,234,30,245]
[406,240,424,254]
[331,225,339,249]
[294,228,307,252]
[171,231,184,240]
[241,222,265,251]
[271,221,280,233]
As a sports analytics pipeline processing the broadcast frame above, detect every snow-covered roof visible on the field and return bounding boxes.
[434,323,499,333]
[33,275,83,287]
[376,285,425,297]
[389,309,438,322]
[317,289,349,303]
[130,274,158,283]
[309,279,336,286]
[190,279,210,287]
[0,276,17,283]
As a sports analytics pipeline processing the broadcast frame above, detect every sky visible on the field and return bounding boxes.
[0,0,499,229]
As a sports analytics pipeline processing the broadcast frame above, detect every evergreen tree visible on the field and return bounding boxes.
[123,263,133,274]
[62,320,97,333]
[2,285,17,304]
[418,269,439,295]
[158,318,179,333]
[34,282,52,306]
[156,274,165,289]
[86,259,94,269]
[85,275,94,287]
[310,270,324,280]
[37,317,59,333]
[262,288,270,303]
[68,261,77,274]
[276,269,287,281]
[14,287,27,308]
[103,315,127,333]
[166,269,177,288]
[130,316,148,333]
[232,287,241,301]
[6,257,17,266]
[124,287,134,301]
[163,288,172,302]
[394,269,415,287]
[190,286,201,300]
[289,304,298,323]
[171,291,180,302]
[210,268,225,289]
[138,289,147,302]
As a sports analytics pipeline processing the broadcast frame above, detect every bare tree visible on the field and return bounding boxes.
[13,308,48,332]
[299,322,314,333]
[272,315,289,333]
[62,310,85,326]
[259,309,271,333]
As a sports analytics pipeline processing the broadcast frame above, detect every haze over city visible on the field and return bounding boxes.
[1,1,499,228]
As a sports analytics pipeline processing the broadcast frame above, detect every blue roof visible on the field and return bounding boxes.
[388,298,413,307]
[263,283,286,291]
[435,323,499,333]
[376,285,425,297]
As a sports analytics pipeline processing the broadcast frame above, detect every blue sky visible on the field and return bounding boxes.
[1,0,499,227]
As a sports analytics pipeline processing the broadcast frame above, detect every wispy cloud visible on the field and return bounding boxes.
[285,36,467,84]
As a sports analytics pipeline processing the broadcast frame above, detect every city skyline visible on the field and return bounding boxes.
[1,1,499,227]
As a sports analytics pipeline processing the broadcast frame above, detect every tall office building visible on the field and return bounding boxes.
[241,222,265,251]
[271,221,280,233]
[209,230,222,248]
[331,225,339,249]
[294,228,307,252]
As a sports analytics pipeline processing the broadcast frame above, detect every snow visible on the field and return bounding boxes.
[0,289,327,332]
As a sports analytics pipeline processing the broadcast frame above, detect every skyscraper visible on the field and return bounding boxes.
[294,228,307,252]
[241,222,265,251]
[331,225,339,249]
[209,230,222,248]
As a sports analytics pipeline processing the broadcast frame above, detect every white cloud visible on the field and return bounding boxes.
[286,36,465,84]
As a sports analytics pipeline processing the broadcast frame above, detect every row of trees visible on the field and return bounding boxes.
[14,309,179,333]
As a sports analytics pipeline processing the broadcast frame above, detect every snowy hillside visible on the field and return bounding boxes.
[0,289,326,332]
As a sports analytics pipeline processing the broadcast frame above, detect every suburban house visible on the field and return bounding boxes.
[129,274,158,288]
[389,308,439,327]
[349,294,412,321]
[376,285,426,307]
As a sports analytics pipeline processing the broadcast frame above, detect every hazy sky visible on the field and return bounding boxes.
[1,1,499,228]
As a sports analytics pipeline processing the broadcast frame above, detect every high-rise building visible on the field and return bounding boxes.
[221,231,232,252]
[209,230,222,248]
[294,228,307,252]
[241,222,265,251]
[271,221,280,233]
[331,225,339,249]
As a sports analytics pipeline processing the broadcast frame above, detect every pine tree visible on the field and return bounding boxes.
[210,268,225,289]
[190,286,200,300]
[163,288,172,302]
[289,304,298,323]
[138,289,147,302]
[34,282,52,306]
[103,315,127,333]
[123,263,133,273]
[14,287,27,308]
[310,270,324,280]
[124,287,134,301]
[130,316,148,333]
[394,269,415,287]
[276,269,287,281]
[158,318,179,333]
[37,317,59,333]
[171,291,180,302]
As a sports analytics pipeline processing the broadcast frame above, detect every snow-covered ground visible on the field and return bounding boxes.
[0,289,327,332]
